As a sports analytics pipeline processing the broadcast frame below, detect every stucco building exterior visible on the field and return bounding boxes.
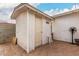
[52,9,79,43]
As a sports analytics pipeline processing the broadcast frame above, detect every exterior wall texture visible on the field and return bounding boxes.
[16,10,52,53]
[28,11,52,52]
[0,23,15,44]
[16,12,28,52]
[52,12,79,43]
[42,18,52,44]
[28,11,35,51]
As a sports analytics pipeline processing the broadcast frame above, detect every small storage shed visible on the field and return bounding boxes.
[11,3,53,53]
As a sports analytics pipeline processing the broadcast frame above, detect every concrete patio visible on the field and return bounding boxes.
[0,40,79,56]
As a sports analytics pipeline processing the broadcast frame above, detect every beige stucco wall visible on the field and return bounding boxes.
[52,12,79,43]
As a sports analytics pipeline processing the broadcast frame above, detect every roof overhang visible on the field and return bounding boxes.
[52,9,79,18]
[11,3,53,20]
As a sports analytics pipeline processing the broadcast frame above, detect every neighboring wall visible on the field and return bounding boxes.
[0,23,15,43]
[52,12,79,43]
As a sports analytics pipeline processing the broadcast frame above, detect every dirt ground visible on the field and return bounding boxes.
[0,40,79,56]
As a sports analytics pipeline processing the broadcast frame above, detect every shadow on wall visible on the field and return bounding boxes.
[69,27,77,44]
